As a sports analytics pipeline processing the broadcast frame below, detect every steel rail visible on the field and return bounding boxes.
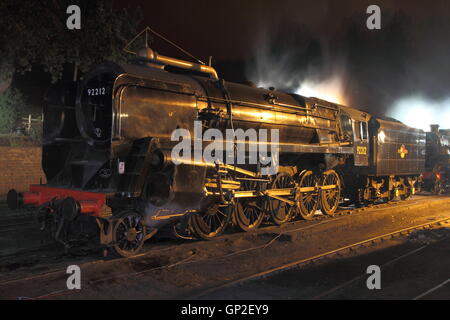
[312,234,449,299]
[187,216,450,299]
[0,200,391,287]
[1,197,448,297]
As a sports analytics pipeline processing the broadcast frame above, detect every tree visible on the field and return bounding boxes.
[0,0,141,93]
[0,88,25,134]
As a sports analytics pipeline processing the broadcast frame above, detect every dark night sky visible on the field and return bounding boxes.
[115,0,450,117]
[117,0,438,60]
[14,0,450,124]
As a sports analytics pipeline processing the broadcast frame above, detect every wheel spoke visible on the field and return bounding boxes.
[112,212,147,257]
[217,209,226,218]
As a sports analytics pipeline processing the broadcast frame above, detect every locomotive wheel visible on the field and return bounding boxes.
[362,187,374,205]
[320,170,341,215]
[234,179,267,231]
[190,202,233,240]
[433,180,444,195]
[172,216,196,240]
[297,170,319,220]
[269,172,295,225]
[235,199,265,232]
[400,183,412,200]
[383,190,395,203]
[111,211,146,257]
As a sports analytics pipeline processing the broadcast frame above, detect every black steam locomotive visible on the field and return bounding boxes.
[7,47,426,257]
[421,125,450,194]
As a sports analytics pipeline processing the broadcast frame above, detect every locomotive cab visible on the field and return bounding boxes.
[338,105,370,167]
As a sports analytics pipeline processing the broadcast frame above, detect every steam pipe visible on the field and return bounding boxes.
[138,48,219,80]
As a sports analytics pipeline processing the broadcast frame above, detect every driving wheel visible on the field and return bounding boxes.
[320,170,341,215]
[297,170,319,220]
[269,172,295,225]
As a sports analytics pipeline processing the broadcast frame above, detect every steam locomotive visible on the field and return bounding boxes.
[7,47,426,257]
[421,125,450,194]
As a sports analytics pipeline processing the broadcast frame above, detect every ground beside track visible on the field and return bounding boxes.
[0,194,450,299]
[199,227,450,300]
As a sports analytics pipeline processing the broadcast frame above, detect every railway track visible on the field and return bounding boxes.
[0,196,408,260]
[310,231,450,300]
[0,214,35,233]
[0,196,426,262]
[5,213,449,300]
[186,216,450,299]
[0,209,51,259]
[0,195,449,299]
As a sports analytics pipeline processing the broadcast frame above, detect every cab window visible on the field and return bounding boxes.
[340,114,353,140]
[360,122,368,140]
[353,121,368,141]
[354,122,362,140]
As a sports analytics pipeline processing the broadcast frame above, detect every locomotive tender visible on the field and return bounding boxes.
[7,47,426,257]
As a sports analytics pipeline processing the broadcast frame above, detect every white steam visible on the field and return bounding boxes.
[254,67,348,105]
[388,95,450,131]
[295,71,347,105]
[247,39,348,105]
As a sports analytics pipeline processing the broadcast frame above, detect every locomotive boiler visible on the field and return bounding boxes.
[7,46,426,257]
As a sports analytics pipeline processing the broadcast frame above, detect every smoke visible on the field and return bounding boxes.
[244,2,450,130]
[295,69,347,105]
[246,22,349,105]
[388,96,450,131]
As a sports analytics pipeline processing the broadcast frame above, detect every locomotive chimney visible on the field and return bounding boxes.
[430,124,440,134]
[136,47,219,80]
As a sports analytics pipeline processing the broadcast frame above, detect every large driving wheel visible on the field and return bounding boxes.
[190,200,233,240]
[111,211,146,257]
[297,170,319,220]
[235,199,266,231]
[269,172,295,225]
[320,170,341,215]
